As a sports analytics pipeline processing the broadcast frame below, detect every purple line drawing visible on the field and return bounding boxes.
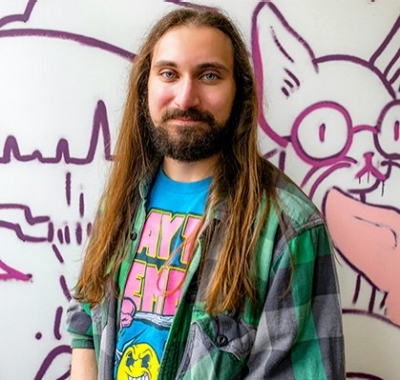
[252,2,400,378]
[0,0,37,29]
[0,259,32,281]
[1,100,114,165]
[0,1,138,376]
[0,29,134,61]
[1,0,398,378]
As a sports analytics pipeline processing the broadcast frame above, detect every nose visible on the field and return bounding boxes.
[355,152,386,182]
[173,77,200,110]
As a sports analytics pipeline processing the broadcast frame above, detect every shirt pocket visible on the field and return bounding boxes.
[177,315,256,379]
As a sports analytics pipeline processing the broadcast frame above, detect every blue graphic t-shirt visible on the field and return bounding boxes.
[114,168,211,380]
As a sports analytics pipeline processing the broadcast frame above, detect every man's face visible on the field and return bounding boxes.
[147,25,236,162]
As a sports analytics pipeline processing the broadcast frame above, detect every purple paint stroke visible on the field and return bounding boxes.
[384,48,400,80]
[255,2,317,70]
[319,123,326,142]
[164,0,215,10]
[281,87,289,97]
[348,174,384,199]
[380,293,388,309]
[47,222,54,242]
[33,345,71,380]
[285,68,300,87]
[52,244,64,264]
[1,100,113,165]
[64,225,70,244]
[343,308,400,330]
[87,222,93,236]
[283,79,294,89]
[307,162,352,199]
[346,374,383,380]
[75,222,83,245]
[370,16,400,67]
[278,151,286,171]
[301,160,352,189]
[79,192,85,217]
[368,286,377,313]
[355,152,387,182]
[375,100,400,160]
[271,26,294,63]
[291,102,354,167]
[0,220,48,242]
[251,2,317,147]
[53,306,63,340]
[0,28,134,61]
[390,68,400,87]
[0,259,32,281]
[263,148,278,160]
[251,9,287,148]
[0,204,49,224]
[316,55,396,99]
[65,173,71,206]
[57,229,64,244]
[353,274,362,304]
[0,0,37,29]
[59,275,72,302]
[353,124,379,134]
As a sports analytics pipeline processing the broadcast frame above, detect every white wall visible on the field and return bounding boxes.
[0,1,399,379]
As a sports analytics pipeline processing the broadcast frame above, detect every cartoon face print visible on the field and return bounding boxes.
[117,343,160,380]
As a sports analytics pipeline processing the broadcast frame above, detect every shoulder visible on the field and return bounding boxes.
[265,165,324,239]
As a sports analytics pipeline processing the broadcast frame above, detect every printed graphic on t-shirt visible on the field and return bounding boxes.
[115,209,202,380]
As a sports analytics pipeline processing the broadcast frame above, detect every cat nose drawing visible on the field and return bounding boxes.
[355,152,386,183]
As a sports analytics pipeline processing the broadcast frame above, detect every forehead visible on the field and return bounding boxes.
[151,25,234,68]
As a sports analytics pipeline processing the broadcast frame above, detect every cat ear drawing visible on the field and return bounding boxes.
[370,16,400,98]
[251,2,318,147]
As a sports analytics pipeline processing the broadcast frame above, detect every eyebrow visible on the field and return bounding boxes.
[151,60,231,73]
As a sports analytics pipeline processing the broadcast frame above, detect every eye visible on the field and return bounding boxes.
[376,100,400,159]
[126,352,134,367]
[202,72,219,81]
[142,354,150,369]
[161,71,176,80]
[291,102,352,166]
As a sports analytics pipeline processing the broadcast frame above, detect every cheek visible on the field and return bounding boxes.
[147,83,169,121]
[207,88,236,121]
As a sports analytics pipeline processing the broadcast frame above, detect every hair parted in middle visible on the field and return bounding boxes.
[74,7,277,315]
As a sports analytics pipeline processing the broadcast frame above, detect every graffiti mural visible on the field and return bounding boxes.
[0,1,398,379]
[252,2,400,379]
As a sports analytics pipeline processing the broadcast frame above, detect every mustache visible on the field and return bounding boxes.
[161,108,215,125]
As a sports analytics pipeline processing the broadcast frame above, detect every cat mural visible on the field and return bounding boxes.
[252,2,400,379]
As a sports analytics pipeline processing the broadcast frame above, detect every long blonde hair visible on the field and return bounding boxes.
[75,8,277,314]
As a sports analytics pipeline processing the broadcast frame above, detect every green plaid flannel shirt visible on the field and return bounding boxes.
[67,168,345,379]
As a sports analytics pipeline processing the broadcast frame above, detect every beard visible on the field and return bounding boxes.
[147,108,230,162]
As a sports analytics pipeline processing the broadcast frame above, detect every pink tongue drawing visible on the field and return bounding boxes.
[324,187,400,325]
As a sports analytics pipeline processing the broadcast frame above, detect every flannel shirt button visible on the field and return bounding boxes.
[215,334,228,347]
[130,231,138,241]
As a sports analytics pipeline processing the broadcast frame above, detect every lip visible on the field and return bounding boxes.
[169,118,202,126]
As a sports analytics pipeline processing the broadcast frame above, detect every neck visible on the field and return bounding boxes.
[162,155,218,182]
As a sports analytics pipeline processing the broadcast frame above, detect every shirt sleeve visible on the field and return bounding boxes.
[66,298,95,350]
[246,224,346,380]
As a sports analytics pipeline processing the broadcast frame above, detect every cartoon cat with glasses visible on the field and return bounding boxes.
[253,2,400,378]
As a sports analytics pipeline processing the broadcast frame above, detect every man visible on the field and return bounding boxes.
[67,7,345,380]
